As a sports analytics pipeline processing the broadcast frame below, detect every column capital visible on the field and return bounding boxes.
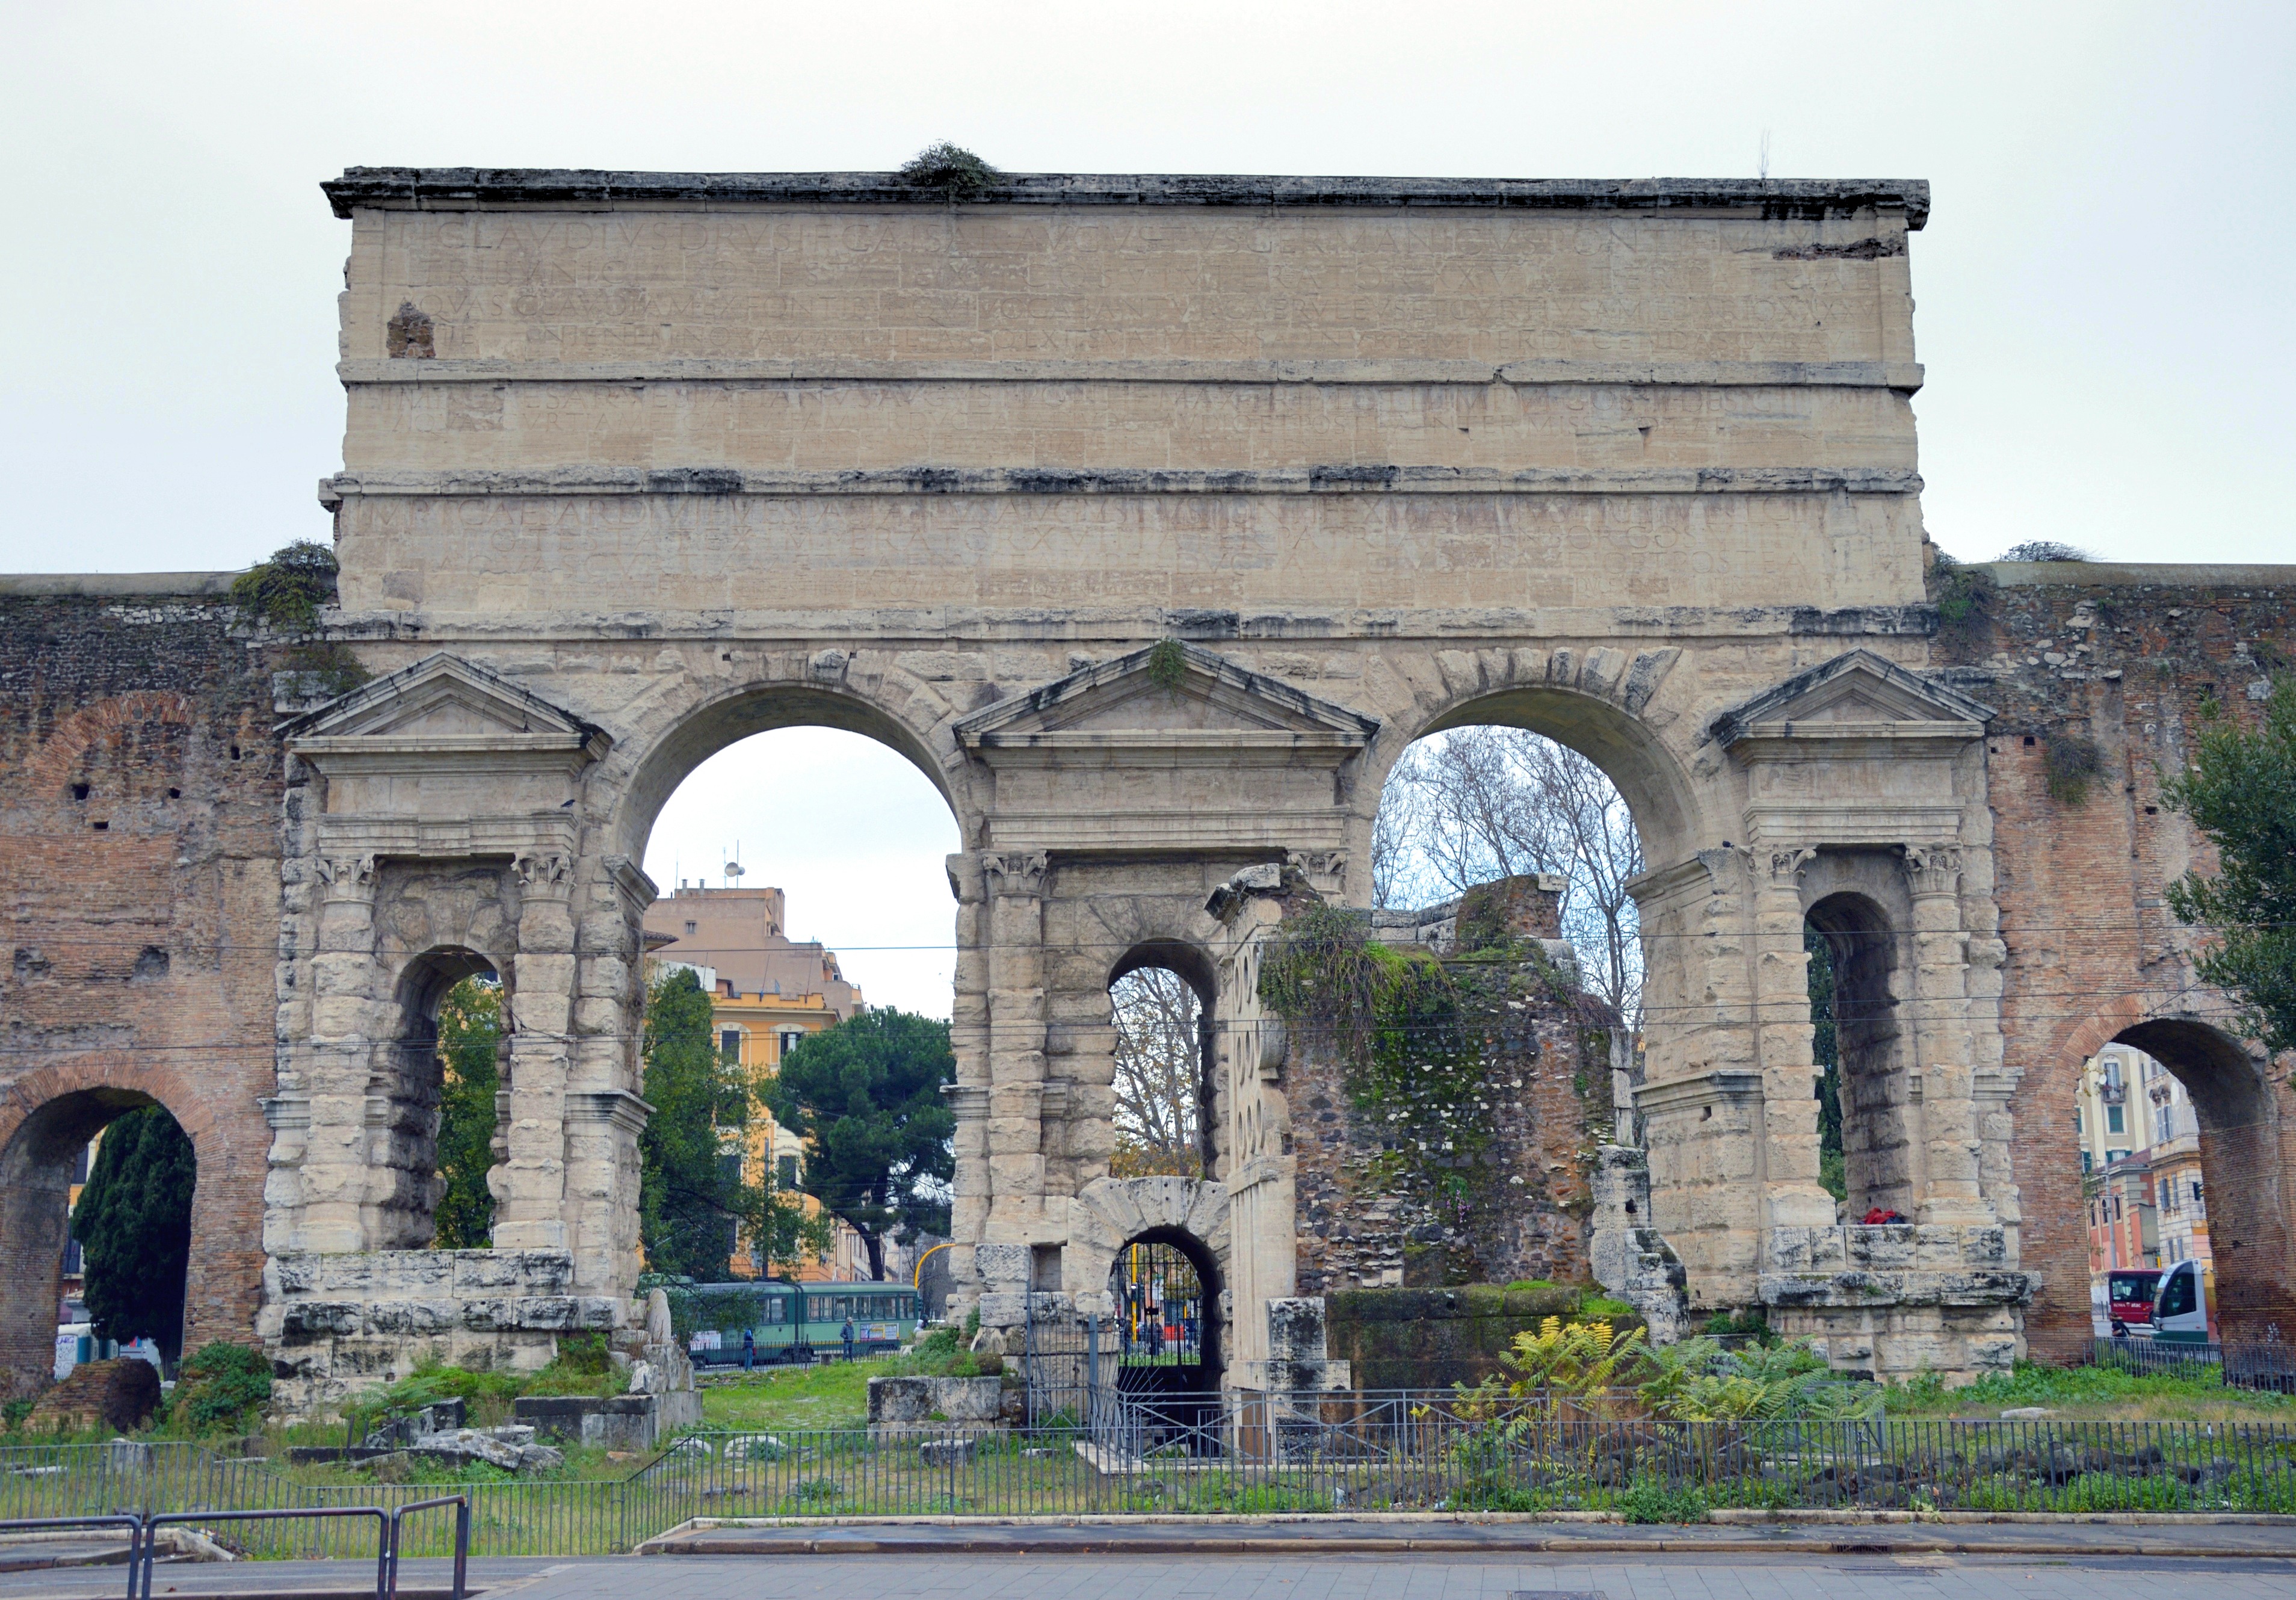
[1759,846,1820,886]
[984,850,1050,898]
[1901,844,1964,898]
[316,853,375,895]
[516,851,575,892]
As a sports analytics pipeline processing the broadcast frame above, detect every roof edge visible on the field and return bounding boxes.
[324,169,1930,229]
[0,572,237,598]
[1978,561,2296,588]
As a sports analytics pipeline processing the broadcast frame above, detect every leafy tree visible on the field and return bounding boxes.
[2166,676,2296,1052]
[741,1153,835,1281]
[1806,930,1846,1203]
[765,1008,955,1280]
[639,967,751,1280]
[430,977,501,1250]
[70,1105,196,1361]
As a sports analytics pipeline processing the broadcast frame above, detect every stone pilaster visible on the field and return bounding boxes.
[492,850,574,1252]
[300,851,379,1252]
[1753,847,1834,1232]
[1903,845,1992,1225]
[944,853,990,1313]
[979,850,1049,1319]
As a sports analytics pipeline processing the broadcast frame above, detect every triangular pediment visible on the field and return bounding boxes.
[956,641,1380,754]
[286,652,607,755]
[1711,649,1993,749]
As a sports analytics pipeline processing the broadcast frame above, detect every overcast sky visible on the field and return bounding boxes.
[10,2,2285,1012]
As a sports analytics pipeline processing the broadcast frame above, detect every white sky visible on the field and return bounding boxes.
[10,2,2288,1011]
[643,729,961,1016]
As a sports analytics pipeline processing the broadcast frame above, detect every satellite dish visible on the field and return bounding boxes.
[723,860,745,881]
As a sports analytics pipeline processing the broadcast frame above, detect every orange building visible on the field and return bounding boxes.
[644,882,864,1281]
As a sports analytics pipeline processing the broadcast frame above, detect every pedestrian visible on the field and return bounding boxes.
[741,1327,755,1371]
[841,1317,856,1362]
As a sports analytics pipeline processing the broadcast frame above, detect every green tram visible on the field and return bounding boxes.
[665,1279,923,1366]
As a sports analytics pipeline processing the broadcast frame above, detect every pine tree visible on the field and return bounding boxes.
[766,1007,955,1280]
[70,1105,197,1361]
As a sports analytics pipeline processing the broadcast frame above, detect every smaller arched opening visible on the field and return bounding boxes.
[0,1088,196,1389]
[378,947,507,1250]
[1107,941,1220,1182]
[2093,1019,2292,1339]
[1804,891,1915,1222]
[1106,1226,1224,1447]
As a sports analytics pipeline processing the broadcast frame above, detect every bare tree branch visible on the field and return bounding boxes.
[1109,966,1202,1176]
[1372,727,1645,1025]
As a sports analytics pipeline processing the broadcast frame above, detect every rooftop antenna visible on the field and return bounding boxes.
[1758,129,1772,181]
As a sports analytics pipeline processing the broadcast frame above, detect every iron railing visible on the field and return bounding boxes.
[4,1407,2292,1552]
[2093,1335,2296,1391]
[0,1497,468,1600]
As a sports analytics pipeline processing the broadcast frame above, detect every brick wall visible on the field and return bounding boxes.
[0,577,283,1389]
[1949,563,2296,1357]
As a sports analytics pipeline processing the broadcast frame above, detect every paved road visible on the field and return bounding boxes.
[6,1549,2296,1600]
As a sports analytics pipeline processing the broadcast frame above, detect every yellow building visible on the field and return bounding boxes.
[643,882,865,1281]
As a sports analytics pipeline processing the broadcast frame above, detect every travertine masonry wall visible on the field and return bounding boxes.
[0,577,283,1389]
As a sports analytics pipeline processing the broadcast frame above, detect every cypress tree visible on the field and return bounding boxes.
[70,1105,196,1361]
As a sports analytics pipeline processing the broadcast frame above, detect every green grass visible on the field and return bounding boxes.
[1886,1359,2296,1421]
[700,1362,878,1430]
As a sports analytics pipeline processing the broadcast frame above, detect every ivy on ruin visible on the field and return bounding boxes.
[1258,902,1587,1225]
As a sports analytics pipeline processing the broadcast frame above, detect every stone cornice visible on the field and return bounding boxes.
[326,169,1930,229]
[319,465,1922,507]
[338,357,1927,392]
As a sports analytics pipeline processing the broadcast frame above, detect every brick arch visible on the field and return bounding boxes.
[0,1052,267,1394]
[23,692,197,794]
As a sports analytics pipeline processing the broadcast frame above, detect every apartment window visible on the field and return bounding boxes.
[2075,1107,2085,1134]
[718,1151,742,1184]
[779,1030,804,1060]
[2106,1104,2125,1135]
[720,1029,742,1063]
[2081,1150,2093,1175]
[777,1154,799,1189]
[684,921,698,936]
[2156,1105,2173,1144]
[2107,1148,2129,1165]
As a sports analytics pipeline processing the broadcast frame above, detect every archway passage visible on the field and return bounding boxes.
[379,948,504,1250]
[1108,1229,1223,1451]
[1804,893,1913,1223]
[1108,941,1219,1181]
[1,1089,195,1389]
[2105,1019,2294,1341]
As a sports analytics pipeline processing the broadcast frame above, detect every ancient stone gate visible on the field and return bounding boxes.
[4,167,2289,1405]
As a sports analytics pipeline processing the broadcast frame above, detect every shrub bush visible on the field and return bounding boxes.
[170,1341,273,1433]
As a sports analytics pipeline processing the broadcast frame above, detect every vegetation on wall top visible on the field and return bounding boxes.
[896,142,1005,202]
[231,540,338,631]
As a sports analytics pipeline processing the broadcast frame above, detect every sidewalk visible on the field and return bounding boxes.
[641,1514,2296,1559]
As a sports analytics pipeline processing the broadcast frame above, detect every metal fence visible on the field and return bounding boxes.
[634,1410,2296,1516]
[6,1408,2294,1552]
[2092,1336,2296,1392]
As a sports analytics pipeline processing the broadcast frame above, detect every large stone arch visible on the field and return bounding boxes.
[1347,644,1709,882]
[0,1053,264,1392]
[598,665,981,865]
